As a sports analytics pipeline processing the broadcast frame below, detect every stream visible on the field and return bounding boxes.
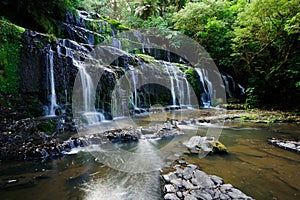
[0,110,299,200]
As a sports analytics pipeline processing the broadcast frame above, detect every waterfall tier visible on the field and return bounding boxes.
[20,9,243,121]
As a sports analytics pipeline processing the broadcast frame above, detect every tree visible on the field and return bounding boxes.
[134,0,160,20]
[231,0,300,109]
[173,0,245,69]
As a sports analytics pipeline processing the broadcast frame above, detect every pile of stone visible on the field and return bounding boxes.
[183,136,227,154]
[161,161,253,200]
[268,138,300,153]
[0,119,184,160]
[141,120,184,140]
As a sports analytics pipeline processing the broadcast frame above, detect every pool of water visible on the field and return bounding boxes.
[183,122,300,200]
[0,110,299,200]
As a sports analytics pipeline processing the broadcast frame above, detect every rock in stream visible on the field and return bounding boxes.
[161,160,253,200]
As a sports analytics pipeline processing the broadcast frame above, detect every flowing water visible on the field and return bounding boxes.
[46,47,58,116]
[58,39,106,124]
[195,68,212,108]
[183,122,300,200]
[0,110,299,200]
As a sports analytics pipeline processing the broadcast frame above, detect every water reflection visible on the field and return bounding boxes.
[0,110,299,200]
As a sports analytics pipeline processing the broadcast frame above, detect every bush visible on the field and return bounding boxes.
[0,20,25,94]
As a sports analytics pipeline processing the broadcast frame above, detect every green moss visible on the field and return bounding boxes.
[212,141,228,153]
[36,120,57,135]
[136,54,156,63]
[94,35,103,45]
[46,34,57,43]
[240,114,259,120]
[99,16,130,31]
[0,20,25,94]
[184,68,197,91]
[119,25,130,30]
[85,19,102,34]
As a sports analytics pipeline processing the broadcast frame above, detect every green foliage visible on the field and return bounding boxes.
[0,0,83,34]
[99,16,130,31]
[0,20,25,94]
[173,0,244,69]
[231,0,299,74]
[36,120,57,135]
[0,0,298,110]
[136,54,156,63]
[231,0,300,109]
[181,66,203,102]
[244,84,262,109]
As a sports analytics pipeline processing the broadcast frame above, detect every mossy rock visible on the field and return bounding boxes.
[0,20,25,94]
[136,54,156,63]
[36,120,57,135]
[212,141,228,154]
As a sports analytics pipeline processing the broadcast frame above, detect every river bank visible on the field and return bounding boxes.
[0,107,299,161]
[0,116,299,200]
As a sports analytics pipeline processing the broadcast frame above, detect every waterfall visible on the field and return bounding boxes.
[221,73,246,99]
[185,78,191,105]
[58,39,105,124]
[111,73,126,118]
[112,28,122,49]
[46,47,58,116]
[174,72,181,105]
[112,37,122,49]
[195,69,245,106]
[76,61,105,124]
[131,70,138,108]
[222,74,233,98]
[78,66,93,112]
[164,63,177,106]
[164,63,194,107]
[195,68,212,108]
[238,84,245,94]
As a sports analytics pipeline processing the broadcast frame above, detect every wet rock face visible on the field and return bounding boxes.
[16,9,201,119]
[0,118,183,161]
[62,10,111,45]
[20,31,48,94]
[20,31,77,105]
[268,138,300,153]
[0,117,76,161]
[161,161,253,200]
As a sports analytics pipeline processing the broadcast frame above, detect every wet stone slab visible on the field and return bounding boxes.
[268,138,300,153]
[161,160,253,200]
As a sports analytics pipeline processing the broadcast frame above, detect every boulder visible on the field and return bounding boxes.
[183,136,227,154]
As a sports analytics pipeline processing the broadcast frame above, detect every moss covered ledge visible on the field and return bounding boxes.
[0,20,25,94]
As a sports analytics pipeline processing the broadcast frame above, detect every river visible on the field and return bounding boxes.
[0,110,299,200]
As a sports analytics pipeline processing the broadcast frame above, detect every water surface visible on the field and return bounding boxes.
[0,111,299,200]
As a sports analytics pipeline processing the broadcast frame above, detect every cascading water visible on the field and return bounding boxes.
[195,68,212,108]
[111,73,128,118]
[112,28,122,49]
[174,71,182,105]
[222,74,233,98]
[185,78,191,106]
[221,73,245,98]
[46,47,58,116]
[131,69,138,108]
[132,31,151,54]
[58,39,105,124]
[164,63,177,106]
[195,68,245,106]
[238,84,245,94]
[164,62,192,107]
[75,63,105,124]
